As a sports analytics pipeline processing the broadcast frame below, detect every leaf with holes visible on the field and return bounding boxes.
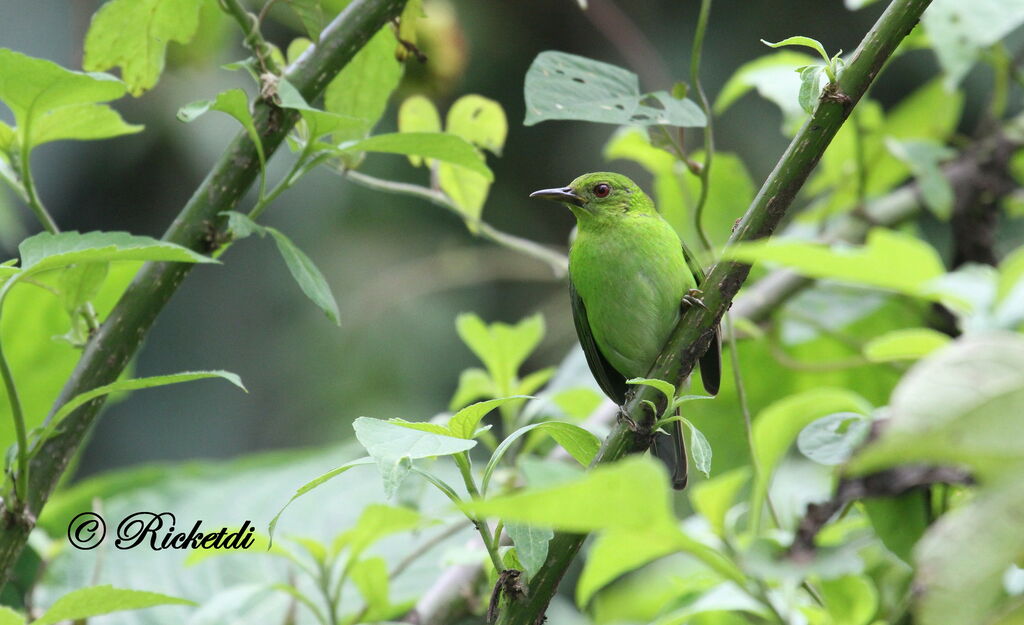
[524,51,705,127]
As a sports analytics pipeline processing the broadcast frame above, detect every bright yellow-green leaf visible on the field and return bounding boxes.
[177,89,265,176]
[83,0,205,96]
[446,94,507,155]
[449,396,529,439]
[463,456,675,533]
[335,504,426,558]
[340,132,492,180]
[725,228,946,299]
[818,575,879,625]
[324,25,403,142]
[863,328,950,362]
[715,50,817,133]
[690,467,751,538]
[997,245,1024,303]
[34,585,194,625]
[0,49,141,150]
[455,313,544,390]
[0,606,23,625]
[398,95,442,166]
[575,526,684,607]
[439,163,491,228]
[350,557,392,619]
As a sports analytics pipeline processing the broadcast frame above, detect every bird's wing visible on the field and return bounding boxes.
[680,240,722,396]
[570,276,628,404]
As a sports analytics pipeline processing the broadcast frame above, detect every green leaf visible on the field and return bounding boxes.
[885,138,956,219]
[58,262,108,316]
[862,492,929,563]
[0,607,23,625]
[914,478,1024,625]
[715,50,817,133]
[83,0,205,95]
[690,467,751,538]
[286,0,324,41]
[17,231,214,275]
[223,213,339,324]
[323,25,403,142]
[34,585,194,625]
[47,370,245,432]
[725,228,947,299]
[265,228,341,326]
[551,387,603,420]
[438,163,491,227]
[336,503,426,557]
[845,0,883,8]
[353,417,475,496]
[761,36,831,66]
[922,0,1024,88]
[268,456,376,540]
[750,388,872,529]
[0,263,138,455]
[350,557,395,620]
[684,419,713,478]
[448,367,495,410]
[481,421,600,494]
[523,51,706,127]
[465,456,675,533]
[797,65,825,114]
[339,132,493,180]
[626,377,676,406]
[0,49,141,150]
[818,575,878,625]
[449,396,530,439]
[863,328,951,362]
[398,95,442,166]
[850,332,1024,483]
[446,94,508,156]
[575,526,685,607]
[455,313,545,391]
[505,522,553,580]
[176,89,265,179]
[796,412,871,466]
[387,418,454,436]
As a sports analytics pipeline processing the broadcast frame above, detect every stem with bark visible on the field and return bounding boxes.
[494,1,932,622]
[0,0,409,588]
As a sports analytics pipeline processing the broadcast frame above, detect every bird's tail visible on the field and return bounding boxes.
[651,418,688,490]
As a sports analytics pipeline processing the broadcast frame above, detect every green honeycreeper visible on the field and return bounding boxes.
[531,172,720,489]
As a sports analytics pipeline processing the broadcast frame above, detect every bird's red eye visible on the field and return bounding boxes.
[593,183,611,198]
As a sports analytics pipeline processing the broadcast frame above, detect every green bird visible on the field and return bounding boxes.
[531,172,720,489]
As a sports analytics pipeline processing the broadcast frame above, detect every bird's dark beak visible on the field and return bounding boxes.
[529,186,585,207]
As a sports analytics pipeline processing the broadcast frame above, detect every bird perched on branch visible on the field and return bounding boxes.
[531,172,720,489]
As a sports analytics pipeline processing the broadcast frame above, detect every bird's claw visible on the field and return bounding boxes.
[681,289,708,311]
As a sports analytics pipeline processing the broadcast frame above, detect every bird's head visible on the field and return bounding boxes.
[530,172,651,219]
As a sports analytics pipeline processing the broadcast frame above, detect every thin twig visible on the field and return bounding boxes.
[342,170,568,276]
[689,0,714,255]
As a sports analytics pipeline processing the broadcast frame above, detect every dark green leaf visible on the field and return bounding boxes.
[266,228,340,326]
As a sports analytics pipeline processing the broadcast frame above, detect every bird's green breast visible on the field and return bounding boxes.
[568,213,695,379]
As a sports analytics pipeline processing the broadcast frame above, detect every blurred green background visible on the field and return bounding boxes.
[0,0,979,478]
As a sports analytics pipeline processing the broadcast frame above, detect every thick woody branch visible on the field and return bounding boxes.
[494,1,933,623]
[0,0,409,588]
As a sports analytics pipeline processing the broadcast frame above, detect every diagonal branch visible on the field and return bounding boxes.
[494,0,933,622]
[0,0,409,588]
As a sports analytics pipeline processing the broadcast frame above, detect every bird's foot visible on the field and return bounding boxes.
[681,288,708,312]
